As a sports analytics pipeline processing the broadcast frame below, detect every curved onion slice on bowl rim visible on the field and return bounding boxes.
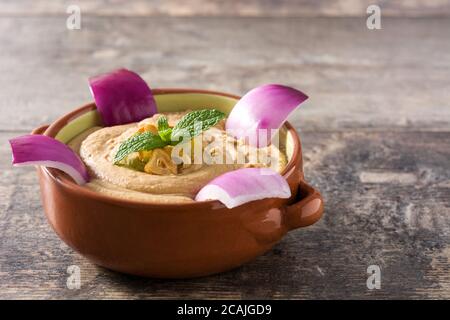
[9,135,90,185]
[195,167,291,208]
[89,68,157,126]
[226,84,308,147]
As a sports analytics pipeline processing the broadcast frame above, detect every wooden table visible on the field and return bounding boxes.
[0,8,449,299]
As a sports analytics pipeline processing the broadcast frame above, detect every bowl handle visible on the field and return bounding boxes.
[31,125,49,135]
[284,179,324,231]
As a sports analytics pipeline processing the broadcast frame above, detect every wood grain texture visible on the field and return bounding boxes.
[1,131,449,299]
[0,17,449,132]
[0,15,449,299]
[1,0,450,17]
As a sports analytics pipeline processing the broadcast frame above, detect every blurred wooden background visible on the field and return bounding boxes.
[0,0,449,299]
[2,0,450,17]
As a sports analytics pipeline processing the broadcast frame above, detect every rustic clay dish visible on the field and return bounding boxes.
[33,89,323,278]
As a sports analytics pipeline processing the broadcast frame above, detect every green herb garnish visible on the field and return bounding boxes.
[157,115,172,142]
[114,131,167,163]
[171,109,225,142]
[113,109,225,164]
[157,115,170,132]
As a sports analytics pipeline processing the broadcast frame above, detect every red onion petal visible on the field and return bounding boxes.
[226,84,308,147]
[195,168,291,208]
[9,135,90,185]
[89,68,157,126]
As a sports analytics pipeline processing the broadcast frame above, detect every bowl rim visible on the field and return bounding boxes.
[41,88,302,210]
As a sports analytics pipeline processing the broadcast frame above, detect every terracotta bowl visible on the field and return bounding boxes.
[33,89,323,278]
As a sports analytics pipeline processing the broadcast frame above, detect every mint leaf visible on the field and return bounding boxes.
[113,109,226,166]
[157,115,172,142]
[114,131,168,164]
[171,109,225,143]
[159,128,172,142]
[157,115,169,132]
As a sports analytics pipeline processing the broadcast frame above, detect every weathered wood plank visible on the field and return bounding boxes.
[1,131,449,299]
[1,0,450,17]
[0,17,449,132]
